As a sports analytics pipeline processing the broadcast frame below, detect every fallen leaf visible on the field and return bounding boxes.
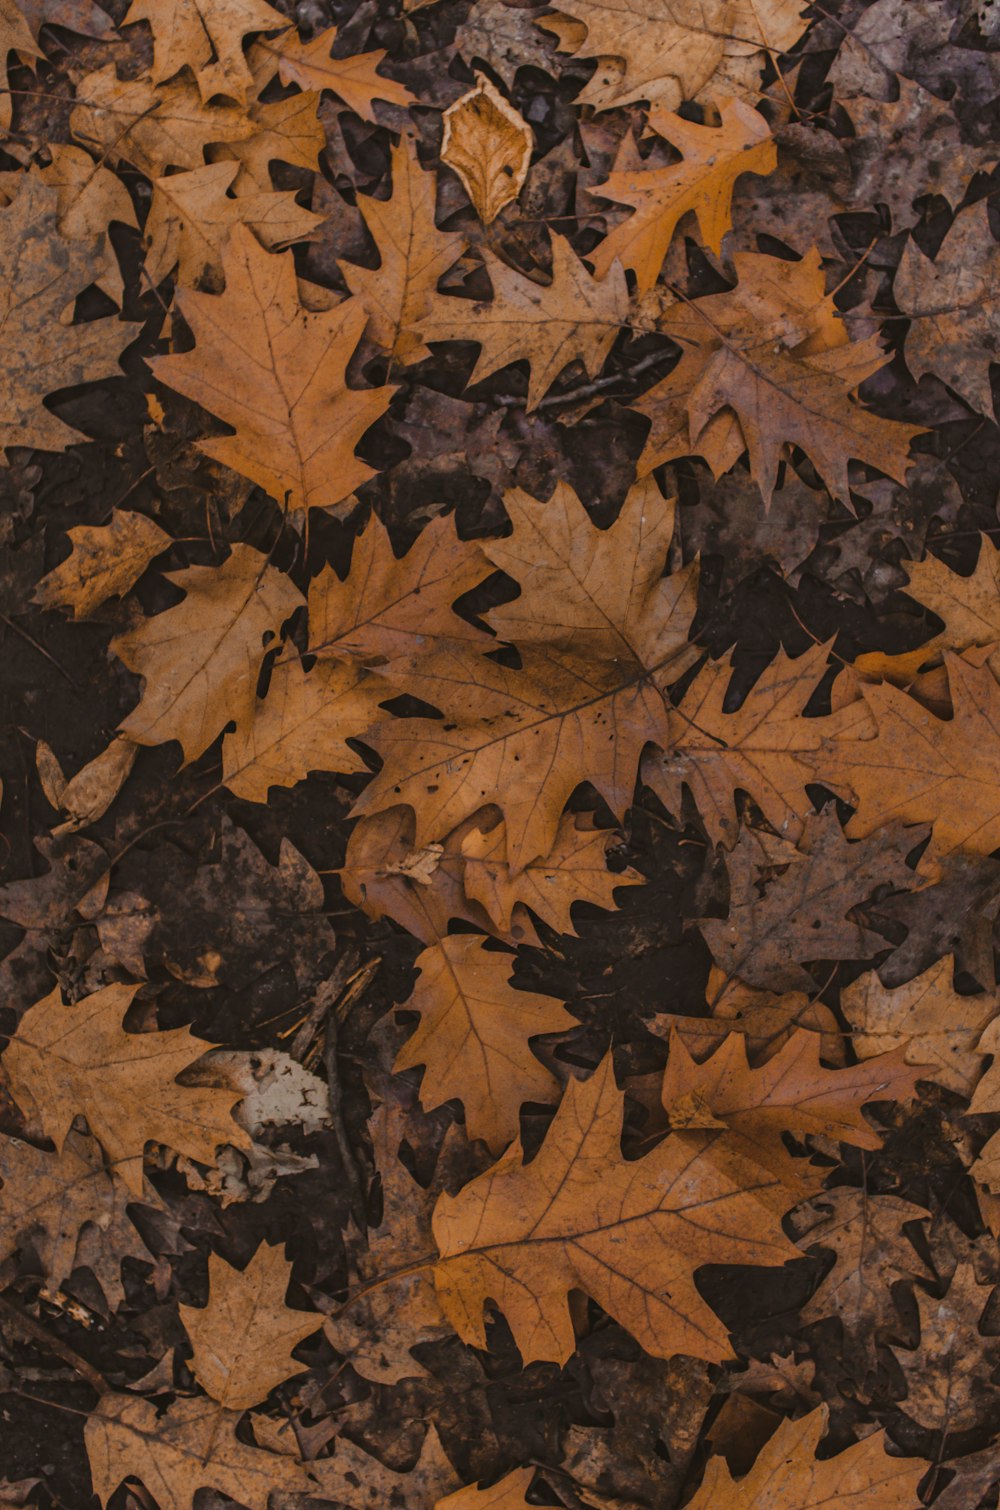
[432,1052,799,1365]
[3,981,250,1195]
[441,74,532,224]
[151,229,393,514]
[71,65,254,177]
[34,508,170,619]
[436,1467,534,1509]
[253,25,414,120]
[892,1263,1000,1431]
[179,1242,320,1410]
[122,0,286,103]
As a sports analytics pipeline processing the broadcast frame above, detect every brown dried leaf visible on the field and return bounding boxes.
[441,75,532,224]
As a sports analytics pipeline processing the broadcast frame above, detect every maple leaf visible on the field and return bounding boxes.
[684,1404,929,1509]
[442,75,533,224]
[421,238,628,410]
[143,160,322,290]
[253,25,415,120]
[0,1127,153,1312]
[394,934,574,1151]
[432,1052,799,1365]
[636,247,921,503]
[543,0,810,112]
[644,640,833,849]
[356,478,698,871]
[340,137,465,365]
[436,1468,534,1509]
[820,654,1000,859]
[122,0,286,103]
[842,957,995,1097]
[151,229,393,514]
[589,97,776,292]
[86,1393,316,1510]
[0,176,130,455]
[179,1243,320,1410]
[700,812,924,991]
[222,512,489,801]
[3,982,250,1195]
[71,65,254,177]
[896,199,1000,419]
[112,542,302,764]
[660,1027,923,1193]
[892,1262,1000,1431]
[33,508,170,619]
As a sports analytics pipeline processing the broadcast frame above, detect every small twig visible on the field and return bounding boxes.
[290,948,360,1061]
[0,1292,108,1396]
[0,615,79,688]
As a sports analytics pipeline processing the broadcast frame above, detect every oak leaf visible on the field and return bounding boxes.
[589,97,776,292]
[432,1052,799,1365]
[0,176,131,456]
[0,1127,154,1312]
[112,542,302,764]
[422,237,627,410]
[71,65,254,177]
[3,982,250,1195]
[394,934,575,1151]
[143,160,322,289]
[122,0,286,103]
[0,0,41,134]
[819,654,1000,859]
[34,508,170,619]
[356,479,698,871]
[636,247,920,503]
[790,1188,932,1366]
[655,966,845,1066]
[86,1393,316,1510]
[323,1103,455,1381]
[700,812,924,991]
[685,1404,929,1509]
[644,640,833,849]
[661,1028,922,1191]
[892,1262,1000,1431]
[967,1017,1000,1190]
[842,957,995,1097]
[895,199,1000,418]
[253,25,414,120]
[436,1468,534,1509]
[441,75,532,224]
[223,512,489,801]
[179,1243,320,1410]
[455,0,558,88]
[152,230,393,513]
[341,137,466,364]
[209,89,324,193]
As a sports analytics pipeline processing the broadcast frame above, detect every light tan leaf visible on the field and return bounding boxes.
[144,160,321,288]
[842,957,996,1097]
[122,0,286,103]
[589,96,776,292]
[0,0,41,133]
[394,934,575,1151]
[685,1404,928,1509]
[112,543,302,764]
[422,236,627,409]
[179,1243,320,1410]
[48,737,138,834]
[432,1053,799,1365]
[441,74,532,223]
[34,508,170,619]
[4,982,250,1196]
[151,229,393,513]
